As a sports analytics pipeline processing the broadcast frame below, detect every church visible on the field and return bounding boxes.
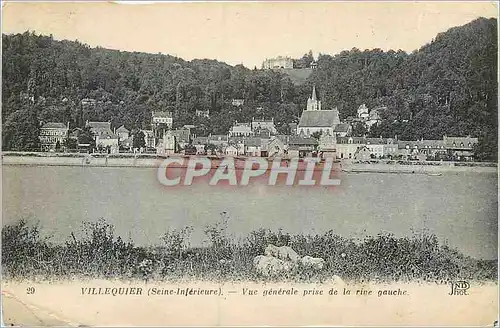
[297,86,341,137]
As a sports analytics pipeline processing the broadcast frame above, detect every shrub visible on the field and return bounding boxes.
[1,217,497,283]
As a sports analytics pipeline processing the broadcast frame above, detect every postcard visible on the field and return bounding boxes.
[1,1,498,326]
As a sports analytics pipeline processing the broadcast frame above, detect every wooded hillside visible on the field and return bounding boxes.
[2,17,497,159]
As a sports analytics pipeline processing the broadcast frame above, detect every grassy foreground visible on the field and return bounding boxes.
[1,216,497,283]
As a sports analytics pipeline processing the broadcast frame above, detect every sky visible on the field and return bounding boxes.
[2,1,498,68]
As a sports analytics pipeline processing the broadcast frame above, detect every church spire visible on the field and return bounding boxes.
[306,85,321,111]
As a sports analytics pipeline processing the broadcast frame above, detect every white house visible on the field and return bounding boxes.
[229,122,254,137]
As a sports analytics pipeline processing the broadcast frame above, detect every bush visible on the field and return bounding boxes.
[1,217,497,283]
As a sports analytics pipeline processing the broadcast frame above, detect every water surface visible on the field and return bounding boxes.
[2,165,497,260]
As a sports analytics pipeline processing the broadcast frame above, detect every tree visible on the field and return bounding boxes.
[351,122,368,137]
[311,131,322,140]
[2,105,40,151]
[64,137,78,150]
[132,130,146,149]
[78,126,96,150]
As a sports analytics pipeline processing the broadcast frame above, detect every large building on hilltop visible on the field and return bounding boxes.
[297,86,341,137]
[262,56,294,69]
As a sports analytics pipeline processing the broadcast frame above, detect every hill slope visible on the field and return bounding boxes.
[2,17,497,159]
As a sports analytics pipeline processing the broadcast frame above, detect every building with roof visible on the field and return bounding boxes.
[116,125,130,141]
[336,136,366,159]
[195,109,210,118]
[86,121,112,136]
[152,111,173,126]
[141,129,156,149]
[252,117,277,135]
[357,104,369,120]
[367,107,383,128]
[262,56,294,69]
[232,99,245,107]
[225,145,239,157]
[333,123,351,137]
[443,136,478,160]
[297,86,341,137]
[229,122,254,137]
[156,130,176,156]
[152,111,173,139]
[170,128,191,150]
[354,146,371,161]
[39,122,69,151]
[319,135,337,159]
[243,137,263,157]
[85,121,118,150]
[266,137,287,157]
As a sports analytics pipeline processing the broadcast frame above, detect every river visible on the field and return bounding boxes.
[2,165,497,260]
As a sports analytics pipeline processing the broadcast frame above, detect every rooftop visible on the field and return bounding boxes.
[41,122,67,129]
[298,109,340,128]
[333,123,350,133]
[152,111,173,118]
[116,125,129,133]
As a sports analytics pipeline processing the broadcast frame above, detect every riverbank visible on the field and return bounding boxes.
[3,218,496,283]
[2,152,497,173]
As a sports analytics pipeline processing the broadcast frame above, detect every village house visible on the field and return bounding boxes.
[364,138,386,158]
[81,98,96,107]
[97,130,119,153]
[333,123,351,137]
[141,129,156,149]
[39,122,70,151]
[86,121,119,150]
[87,121,112,136]
[232,99,245,107]
[398,141,419,159]
[357,104,369,120]
[243,137,263,157]
[336,137,366,159]
[229,122,254,137]
[151,111,173,140]
[227,137,246,156]
[225,145,239,157]
[287,135,319,157]
[195,109,210,118]
[254,129,272,138]
[396,136,477,161]
[152,111,173,128]
[115,125,129,141]
[208,135,229,149]
[156,130,176,156]
[443,136,478,160]
[297,86,341,136]
[382,138,399,157]
[354,146,371,161]
[265,137,287,157]
[191,136,208,154]
[366,107,383,128]
[251,117,277,135]
[319,135,337,159]
[275,135,318,158]
[170,128,191,150]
